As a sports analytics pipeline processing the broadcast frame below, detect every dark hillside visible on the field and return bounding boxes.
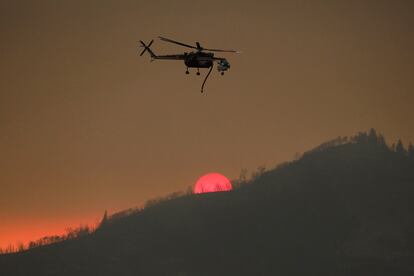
[1,131,414,276]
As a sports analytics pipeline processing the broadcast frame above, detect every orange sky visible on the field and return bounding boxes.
[1,0,414,249]
[0,213,102,249]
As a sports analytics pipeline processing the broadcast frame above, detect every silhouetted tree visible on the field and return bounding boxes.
[395,139,406,155]
[408,142,414,159]
[377,133,386,146]
[17,243,24,252]
[5,244,15,254]
[251,165,266,181]
[76,225,90,237]
[28,241,37,249]
[64,225,90,239]
[185,186,193,195]
[352,131,368,143]
[100,210,109,228]
[367,128,378,144]
[233,168,248,188]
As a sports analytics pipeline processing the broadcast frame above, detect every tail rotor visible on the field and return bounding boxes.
[139,40,156,58]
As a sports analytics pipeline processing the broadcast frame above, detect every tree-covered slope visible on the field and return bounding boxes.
[1,130,413,276]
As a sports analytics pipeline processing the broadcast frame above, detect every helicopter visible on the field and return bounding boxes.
[139,36,240,93]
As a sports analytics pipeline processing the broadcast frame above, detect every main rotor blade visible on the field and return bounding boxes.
[203,48,241,53]
[158,36,197,49]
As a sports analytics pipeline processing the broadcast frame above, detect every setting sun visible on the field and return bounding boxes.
[193,173,232,194]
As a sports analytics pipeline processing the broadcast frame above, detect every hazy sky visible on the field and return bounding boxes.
[1,0,413,248]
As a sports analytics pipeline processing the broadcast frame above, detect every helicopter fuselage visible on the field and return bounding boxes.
[184,52,214,68]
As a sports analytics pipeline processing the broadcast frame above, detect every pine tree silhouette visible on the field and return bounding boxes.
[396,139,406,155]
[408,142,414,159]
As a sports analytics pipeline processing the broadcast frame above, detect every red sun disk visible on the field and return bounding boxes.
[193,173,232,194]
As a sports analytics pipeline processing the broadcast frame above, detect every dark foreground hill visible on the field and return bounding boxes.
[1,131,414,276]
